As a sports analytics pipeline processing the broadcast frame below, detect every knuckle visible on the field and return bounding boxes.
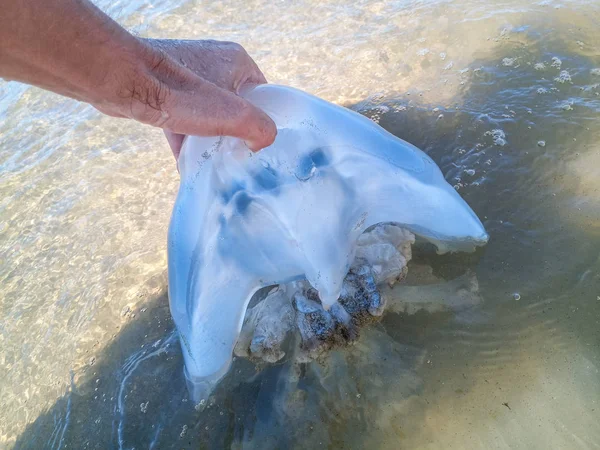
[118,72,172,126]
[230,43,250,62]
[136,106,169,127]
[228,42,245,53]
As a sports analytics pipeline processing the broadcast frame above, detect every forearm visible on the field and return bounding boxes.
[0,0,153,110]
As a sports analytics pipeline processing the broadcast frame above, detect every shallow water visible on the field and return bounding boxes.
[1,0,600,448]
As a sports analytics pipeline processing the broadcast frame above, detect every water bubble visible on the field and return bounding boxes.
[561,102,574,111]
[417,48,430,56]
[180,425,188,438]
[444,62,454,70]
[464,169,476,176]
[591,68,600,76]
[554,70,572,84]
[484,129,507,146]
[439,52,447,60]
[551,57,562,69]
[537,87,548,94]
[513,293,521,301]
[140,401,149,413]
[534,62,546,71]
[537,140,546,147]
[88,357,96,366]
[502,57,517,67]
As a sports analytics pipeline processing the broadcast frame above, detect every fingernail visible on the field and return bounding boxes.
[247,112,277,152]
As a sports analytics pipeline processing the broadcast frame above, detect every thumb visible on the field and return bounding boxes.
[161,80,277,152]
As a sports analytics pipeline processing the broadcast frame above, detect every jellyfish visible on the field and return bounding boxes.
[167,84,488,401]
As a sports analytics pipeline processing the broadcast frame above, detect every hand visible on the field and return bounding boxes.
[96,38,276,160]
[142,39,274,159]
[0,0,277,160]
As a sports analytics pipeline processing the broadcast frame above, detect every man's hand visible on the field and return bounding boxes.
[141,39,274,159]
[0,0,277,160]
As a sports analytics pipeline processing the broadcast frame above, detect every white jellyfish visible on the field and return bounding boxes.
[167,85,488,401]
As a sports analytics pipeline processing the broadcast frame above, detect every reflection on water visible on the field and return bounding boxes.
[1,0,600,448]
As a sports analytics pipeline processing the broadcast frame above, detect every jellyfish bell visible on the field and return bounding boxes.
[168,84,488,402]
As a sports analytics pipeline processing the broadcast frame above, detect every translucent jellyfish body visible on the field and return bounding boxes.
[167,85,488,401]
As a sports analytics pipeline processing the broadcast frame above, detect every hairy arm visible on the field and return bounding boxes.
[0,0,276,156]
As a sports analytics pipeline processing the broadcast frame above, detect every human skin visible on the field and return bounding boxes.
[0,0,277,158]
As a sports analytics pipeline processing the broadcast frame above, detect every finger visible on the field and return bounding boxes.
[249,65,268,85]
[163,130,185,160]
[161,80,277,152]
[244,55,268,86]
[234,65,268,94]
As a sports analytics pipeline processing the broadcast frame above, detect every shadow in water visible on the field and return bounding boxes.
[14,28,600,449]
[12,281,427,450]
